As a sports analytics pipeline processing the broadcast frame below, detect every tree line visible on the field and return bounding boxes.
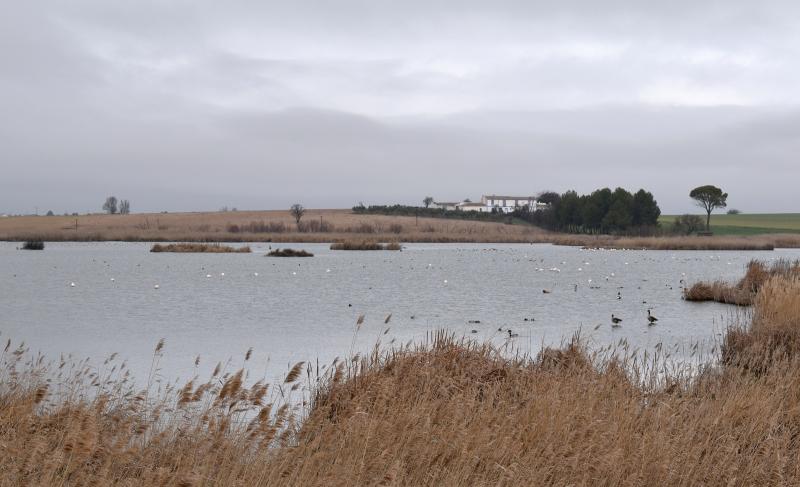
[516,188,661,235]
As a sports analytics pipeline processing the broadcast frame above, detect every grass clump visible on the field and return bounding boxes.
[330,240,401,251]
[684,259,800,305]
[150,243,251,253]
[721,275,800,372]
[267,248,314,257]
[21,240,44,250]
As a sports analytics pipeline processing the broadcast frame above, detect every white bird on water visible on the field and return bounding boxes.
[253,272,259,276]
[206,274,212,278]
[154,284,160,289]
[70,282,76,287]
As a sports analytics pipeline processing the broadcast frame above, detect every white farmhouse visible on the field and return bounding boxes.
[480,195,539,213]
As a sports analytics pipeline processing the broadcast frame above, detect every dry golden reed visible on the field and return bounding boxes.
[685,259,800,305]
[3,265,800,485]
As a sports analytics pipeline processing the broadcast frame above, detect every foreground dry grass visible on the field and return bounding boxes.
[3,271,800,485]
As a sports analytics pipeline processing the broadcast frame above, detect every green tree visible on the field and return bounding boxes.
[602,188,633,232]
[423,196,434,208]
[581,188,612,233]
[631,189,661,227]
[557,191,582,232]
[689,185,728,231]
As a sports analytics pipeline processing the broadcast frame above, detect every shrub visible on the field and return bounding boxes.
[266,248,314,257]
[671,214,705,235]
[21,240,44,250]
[150,243,251,253]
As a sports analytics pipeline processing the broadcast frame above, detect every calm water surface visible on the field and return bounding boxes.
[3,242,798,385]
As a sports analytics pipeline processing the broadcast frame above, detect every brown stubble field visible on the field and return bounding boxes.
[0,209,543,243]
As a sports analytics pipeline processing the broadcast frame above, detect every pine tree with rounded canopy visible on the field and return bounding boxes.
[689,185,728,231]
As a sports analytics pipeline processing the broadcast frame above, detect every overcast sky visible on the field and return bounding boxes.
[2,1,799,214]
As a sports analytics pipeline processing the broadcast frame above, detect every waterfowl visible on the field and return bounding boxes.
[507,330,519,338]
[611,314,622,324]
[542,289,551,294]
[647,310,658,325]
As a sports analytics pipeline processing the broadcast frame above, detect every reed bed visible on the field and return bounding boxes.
[330,240,402,251]
[266,248,314,257]
[538,234,782,250]
[4,270,800,484]
[684,259,800,305]
[150,243,251,253]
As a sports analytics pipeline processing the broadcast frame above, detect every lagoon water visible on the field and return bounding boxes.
[3,242,799,386]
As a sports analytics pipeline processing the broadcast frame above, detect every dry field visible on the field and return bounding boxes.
[3,267,800,485]
[0,209,541,243]
[3,210,800,249]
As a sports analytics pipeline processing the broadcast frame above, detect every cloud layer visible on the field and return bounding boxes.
[2,1,798,213]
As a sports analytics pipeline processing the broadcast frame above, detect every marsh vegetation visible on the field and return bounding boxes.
[150,243,251,253]
[266,248,314,257]
[2,263,800,485]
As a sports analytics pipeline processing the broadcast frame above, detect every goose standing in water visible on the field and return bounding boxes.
[507,330,519,338]
[611,314,622,324]
[647,310,658,325]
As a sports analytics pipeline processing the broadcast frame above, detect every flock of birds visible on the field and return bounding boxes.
[60,247,684,341]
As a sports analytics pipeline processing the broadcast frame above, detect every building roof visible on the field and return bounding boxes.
[482,195,538,200]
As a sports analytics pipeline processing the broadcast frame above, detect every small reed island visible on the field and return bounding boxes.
[330,240,402,251]
[150,243,251,253]
[20,240,45,250]
[266,248,314,257]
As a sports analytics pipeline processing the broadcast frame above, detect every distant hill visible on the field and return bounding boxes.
[660,213,800,235]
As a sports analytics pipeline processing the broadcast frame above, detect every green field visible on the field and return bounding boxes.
[659,213,800,235]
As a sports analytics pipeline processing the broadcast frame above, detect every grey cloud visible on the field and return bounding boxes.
[1,1,798,215]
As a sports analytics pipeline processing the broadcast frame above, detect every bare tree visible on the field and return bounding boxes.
[423,196,434,208]
[119,200,131,214]
[102,196,118,214]
[290,203,306,228]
